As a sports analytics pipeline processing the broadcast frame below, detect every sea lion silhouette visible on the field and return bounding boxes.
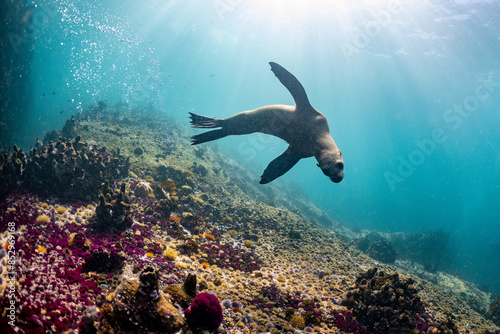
[189,62,344,184]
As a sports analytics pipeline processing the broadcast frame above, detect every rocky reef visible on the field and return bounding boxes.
[489,297,500,327]
[0,135,129,202]
[342,267,460,334]
[88,266,188,333]
[354,234,397,264]
[0,112,498,334]
[342,267,423,333]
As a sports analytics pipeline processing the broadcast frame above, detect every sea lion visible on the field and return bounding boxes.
[189,62,344,184]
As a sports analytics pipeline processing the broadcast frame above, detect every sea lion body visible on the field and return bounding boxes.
[220,105,333,158]
[190,62,344,184]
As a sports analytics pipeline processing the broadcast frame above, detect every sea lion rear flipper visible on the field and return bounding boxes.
[189,112,221,128]
[189,112,227,145]
[191,130,227,145]
[269,62,311,109]
[260,147,301,184]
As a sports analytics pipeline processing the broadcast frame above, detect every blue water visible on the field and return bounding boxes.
[8,0,500,294]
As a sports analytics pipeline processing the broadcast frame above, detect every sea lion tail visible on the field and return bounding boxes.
[189,112,221,128]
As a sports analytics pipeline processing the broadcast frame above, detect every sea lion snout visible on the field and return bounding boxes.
[317,153,344,183]
[322,164,344,183]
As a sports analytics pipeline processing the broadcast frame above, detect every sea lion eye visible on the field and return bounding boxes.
[335,162,344,169]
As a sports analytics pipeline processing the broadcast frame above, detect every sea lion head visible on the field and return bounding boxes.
[317,149,344,183]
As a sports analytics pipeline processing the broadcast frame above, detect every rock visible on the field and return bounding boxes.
[134,181,153,198]
[163,274,197,308]
[134,147,144,156]
[98,266,187,333]
[341,267,424,334]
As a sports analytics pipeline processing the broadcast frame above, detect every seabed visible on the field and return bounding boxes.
[1,106,499,334]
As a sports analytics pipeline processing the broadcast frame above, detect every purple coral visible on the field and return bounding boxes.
[184,292,223,332]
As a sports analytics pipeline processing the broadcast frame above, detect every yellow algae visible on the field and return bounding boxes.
[243,240,255,247]
[56,206,67,214]
[106,293,115,302]
[36,214,50,224]
[194,197,204,204]
[163,248,178,261]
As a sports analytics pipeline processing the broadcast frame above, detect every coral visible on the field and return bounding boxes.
[184,292,224,333]
[341,267,425,334]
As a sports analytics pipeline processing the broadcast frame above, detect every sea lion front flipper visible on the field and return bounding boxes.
[259,146,301,184]
[269,62,312,109]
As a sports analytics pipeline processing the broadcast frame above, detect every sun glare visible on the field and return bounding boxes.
[246,0,395,20]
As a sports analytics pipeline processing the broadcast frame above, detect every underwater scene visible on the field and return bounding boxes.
[1,0,499,333]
